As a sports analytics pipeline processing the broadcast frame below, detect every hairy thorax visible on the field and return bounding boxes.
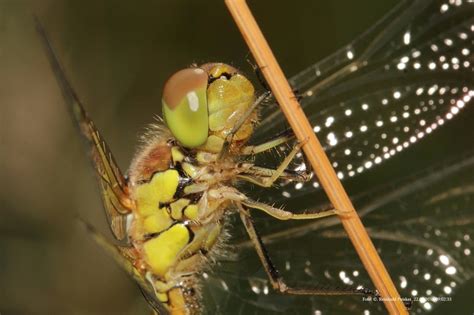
[125,126,249,314]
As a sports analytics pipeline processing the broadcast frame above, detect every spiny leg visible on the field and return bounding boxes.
[237,204,375,297]
[208,186,338,220]
[241,128,314,185]
[241,141,307,188]
[241,128,294,155]
[219,91,271,158]
[237,165,309,187]
[242,197,338,220]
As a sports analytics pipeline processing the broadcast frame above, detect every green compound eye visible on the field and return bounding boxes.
[162,68,209,148]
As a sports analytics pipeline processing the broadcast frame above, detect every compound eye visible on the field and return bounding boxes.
[162,68,209,148]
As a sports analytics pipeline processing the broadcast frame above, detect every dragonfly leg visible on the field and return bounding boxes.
[241,141,306,188]
[241,197,338,220]
[183,183,209,195]
[241,128,294,155]
[237,205,375,297]
[237,166,309,187]
[208,185,338,221]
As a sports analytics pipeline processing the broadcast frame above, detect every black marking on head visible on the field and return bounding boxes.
[208,71,233,85]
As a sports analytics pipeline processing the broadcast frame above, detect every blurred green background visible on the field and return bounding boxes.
[1,0,473,314]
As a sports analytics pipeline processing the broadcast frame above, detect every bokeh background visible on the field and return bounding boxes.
[1,0,473,314]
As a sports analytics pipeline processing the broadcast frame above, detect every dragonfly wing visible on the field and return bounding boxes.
[204,153,474,314]
[256,0,474,200]
[36,19,132,242]
[351,154,474,312]
[78,220,169,315]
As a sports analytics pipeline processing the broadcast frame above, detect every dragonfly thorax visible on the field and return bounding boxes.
[126,127,259,313]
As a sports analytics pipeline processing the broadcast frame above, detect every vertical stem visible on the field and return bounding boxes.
[225,0,408,314]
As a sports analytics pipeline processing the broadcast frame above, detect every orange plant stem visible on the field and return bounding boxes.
[225,0,408,314]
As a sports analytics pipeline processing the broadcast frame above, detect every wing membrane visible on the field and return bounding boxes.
[36,19,132,241]
[204,153,474,314]
[256,0,473,199]
[79,220,169,315]
[203,1,474,313]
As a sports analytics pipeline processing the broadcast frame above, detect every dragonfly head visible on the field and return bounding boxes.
[162,63,255,151]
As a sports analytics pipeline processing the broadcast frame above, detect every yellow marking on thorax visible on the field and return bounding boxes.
[184,204,198,220]
[170,198,190,220]
[143,223,190,277]
[143,208,173,234]
[134,169,181,234]
[134,169,180,216]
[171,146,185,163]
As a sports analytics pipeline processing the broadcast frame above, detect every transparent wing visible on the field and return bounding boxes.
[36,19,132,242]
[256,0,473,199]
[200,1,474,313]
[78,220,170,315]
[202,152,474,314]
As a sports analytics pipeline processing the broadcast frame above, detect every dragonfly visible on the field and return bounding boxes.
[37,23,374,315]
[37,0,472,314]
